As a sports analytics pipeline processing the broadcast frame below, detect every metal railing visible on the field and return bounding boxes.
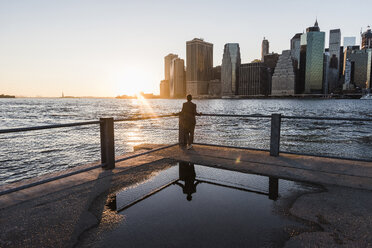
[193,113,372,161]
[0,114,178,196]
[1,112,372,196]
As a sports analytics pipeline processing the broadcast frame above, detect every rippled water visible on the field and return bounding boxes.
[1,98,371,185]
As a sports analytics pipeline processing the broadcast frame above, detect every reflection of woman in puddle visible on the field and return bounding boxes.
[174,162,201,201]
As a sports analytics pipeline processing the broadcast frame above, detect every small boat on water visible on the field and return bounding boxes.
[360,93,372,100]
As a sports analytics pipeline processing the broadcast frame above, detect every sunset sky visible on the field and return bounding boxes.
[0,0,371,97]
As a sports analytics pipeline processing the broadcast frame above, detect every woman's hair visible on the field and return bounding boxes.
[187,94,192,101]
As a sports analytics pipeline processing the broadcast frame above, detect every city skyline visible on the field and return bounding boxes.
[1,0,371,97]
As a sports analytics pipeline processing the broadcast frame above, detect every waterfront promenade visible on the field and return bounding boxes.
[1,144,372,247]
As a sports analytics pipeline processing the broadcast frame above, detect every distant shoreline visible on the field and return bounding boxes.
[0,94,15,98]
[1,94,363,100]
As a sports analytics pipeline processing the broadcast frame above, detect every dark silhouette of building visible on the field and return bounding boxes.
[291,33,302,69]
[209,66,222,97]
[306,19,320,32]
[323,52,330,94]
[263,53,279,75]
[339,45,344,80]
[262,53,279,94]
[221,43,241,96]
[328,29,341,93]
[212,66,221,80]
[238,63,271,96]
[261,38,269,62]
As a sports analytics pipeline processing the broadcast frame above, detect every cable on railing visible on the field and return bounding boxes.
[199,113,271,118]
[114,114,179,122]
[281,116,372,122]
[0,114,179,134]
[0,120,101,134]
[198,113,372,122]
[2,113,371,135]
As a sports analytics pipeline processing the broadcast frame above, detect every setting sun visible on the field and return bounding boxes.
[113,67,154,96]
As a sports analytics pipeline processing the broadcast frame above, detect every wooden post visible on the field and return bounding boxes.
[270,113,281,156]
[100,118,115,169]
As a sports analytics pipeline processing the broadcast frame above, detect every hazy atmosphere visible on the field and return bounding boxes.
[0,0,370,97]
[1,1,372,247]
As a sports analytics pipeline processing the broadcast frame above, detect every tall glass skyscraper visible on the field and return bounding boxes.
[290,33,302,69]
[221,43,241,96]
[299,20,325,94]
[328,29,341,92]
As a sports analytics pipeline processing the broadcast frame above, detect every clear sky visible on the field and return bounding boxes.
[0,0,371,97]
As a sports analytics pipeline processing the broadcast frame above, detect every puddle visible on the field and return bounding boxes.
[89,162,321,247]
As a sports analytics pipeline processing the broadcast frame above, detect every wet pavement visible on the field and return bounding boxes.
[1,144,372,247]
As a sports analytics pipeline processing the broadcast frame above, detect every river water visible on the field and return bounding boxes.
[0,98,371,185]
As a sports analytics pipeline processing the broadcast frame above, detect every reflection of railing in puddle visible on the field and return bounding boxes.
[113,162,280,212]
[174,161,278,202]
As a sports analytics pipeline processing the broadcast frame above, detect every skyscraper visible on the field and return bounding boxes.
[160,80,170,98]
[343,37,356,48]
[261,38,269,62]
[186,38,213,96]
[271,50,297,96]
[328,29,341,92]
[164,54,178,81]
[366,50,372,89]
[343,59,353,90]
[343,48,372,89]
[238,63,271,96]
[221,43,241,96]
[160,53,179,98]
[323,52,330,94]
[290,33,302,69]
[170,58,186,98]
[361,26,372,50]
[299,20,325,93]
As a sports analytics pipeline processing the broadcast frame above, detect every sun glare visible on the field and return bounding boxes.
[134,92,159,117]
[113,67,153,96]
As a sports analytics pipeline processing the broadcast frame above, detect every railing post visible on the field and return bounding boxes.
[100,118,115,169]
[270,113,281,156]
